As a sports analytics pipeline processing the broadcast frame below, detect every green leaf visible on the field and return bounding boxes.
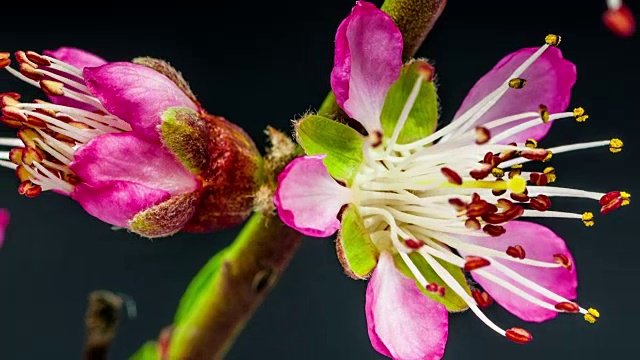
[381,60,438,144]
[174,248,228,323]
[394,252,470,312]
[336,205,379,279]
[129,341,159,360]
[296,114,365,185]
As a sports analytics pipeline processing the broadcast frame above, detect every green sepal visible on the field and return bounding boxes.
[129,341,160,360]
[160,107,209,175]
[393,252,470,312]
[295,114,365,185]
[381,60,438,144]
[174,248,228,324]
[336,205,379,279]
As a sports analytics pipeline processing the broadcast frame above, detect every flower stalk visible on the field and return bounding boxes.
[136,1,448,358]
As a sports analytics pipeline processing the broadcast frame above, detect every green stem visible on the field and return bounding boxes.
[168,212,302,359]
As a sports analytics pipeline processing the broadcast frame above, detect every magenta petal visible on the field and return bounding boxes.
[70,133,199,195]
[454,47,576,144]
[83,62,198,143]
[457,221,577,322]
[43,47,108,69]
[366,252,448,360]
[0,209,9,248]
[42,47,108,111]
[274,155,353,237]
[72,181,171,228]
[330,1,403,133]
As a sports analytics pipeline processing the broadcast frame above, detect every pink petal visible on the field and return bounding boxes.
[42,47,108,111]
[274,155,353,237]
[70,132,199,195]
[83,62,198,143]
[71,180,171,228]
[330,1,403,134]
[453,47,576,144]
[43,47,108,69]
[366,252,448,360]
[0,209,9,248]
[457,221,577,322]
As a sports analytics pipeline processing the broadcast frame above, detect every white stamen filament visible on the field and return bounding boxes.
[499,140,612,168]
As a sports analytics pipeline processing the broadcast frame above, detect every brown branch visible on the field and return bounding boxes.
[83,290,123,360]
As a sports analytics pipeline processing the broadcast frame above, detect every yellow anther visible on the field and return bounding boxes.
[508,78,526,89]
[545,34,561,46]
[525,138,538,148]
[582,212,594,227]
[511,164,523,169]
[584,308,600,324]
[609,138,623,153]
[543,167,556,183]
[543,151,553,162]
[621,192,631,206]
[538,104,549,123]
[573,107,588,122]
[492,168,505,178]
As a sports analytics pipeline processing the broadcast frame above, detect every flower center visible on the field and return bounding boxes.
[351,35,626,343]
[0,51,130,196]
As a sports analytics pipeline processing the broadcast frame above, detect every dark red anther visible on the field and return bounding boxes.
[463,256,491,272]
[19,62,44,81]
[529,194,552,212]
[483,152,494,164]
[448,198,466,211]
[475,126,491,144]
[603,4,636,38]
[471,193,481,203]
[481,212,506,225]
[553,254,573,271]
[555,302,580,313]
[503,205,524,221]
[465,217,481,230]
[470,166,491,180]
[0,54,10,69]
[505,328,533,344]
[510,191,529,202]
[426,282,446,297]
[18,180,42,198]
[467,201,493,218]
[483,224,506,237]
[506,245,526,259]
[472,289,493,308]
[441,167,463,185]
[600,191,621,205]
[25,51,51,66]
[14,51,37,67]
[601,197,623,214]
[521,148,549,161]
[0,92,20,101]
[492,188,507,196]
[404,239,425,249]
[497,198,514,210]
[529,173,548,186]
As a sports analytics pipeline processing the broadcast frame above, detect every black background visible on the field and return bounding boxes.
[1,0,638,359]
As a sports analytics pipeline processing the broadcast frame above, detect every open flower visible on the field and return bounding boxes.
[0,48,262,238]
[275,2,628,359]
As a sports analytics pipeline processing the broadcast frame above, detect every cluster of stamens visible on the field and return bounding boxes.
[0,51,129,196]
[353,35,627,344]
